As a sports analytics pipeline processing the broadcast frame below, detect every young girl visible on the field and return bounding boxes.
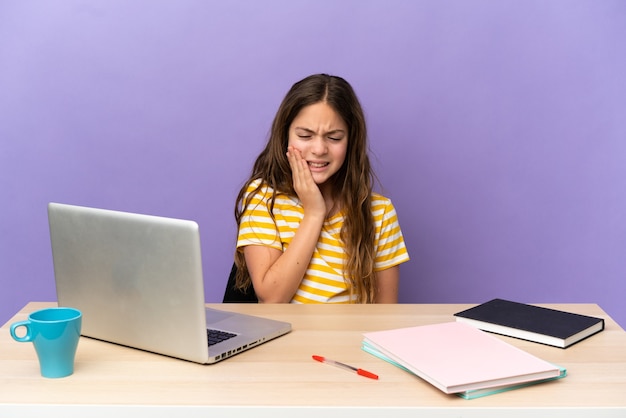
[233,74,409,303]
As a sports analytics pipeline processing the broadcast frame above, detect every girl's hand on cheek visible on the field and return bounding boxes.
[287,146,326,217]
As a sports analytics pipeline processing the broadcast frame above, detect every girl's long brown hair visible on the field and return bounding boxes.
[234,74,377,303]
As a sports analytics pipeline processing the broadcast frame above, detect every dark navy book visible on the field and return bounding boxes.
[454,298,605,348]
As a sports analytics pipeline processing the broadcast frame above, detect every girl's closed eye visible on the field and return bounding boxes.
[295,128,314,139]
[326,129,346,142]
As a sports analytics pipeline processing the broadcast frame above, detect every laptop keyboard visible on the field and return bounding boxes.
[207,329,237,346]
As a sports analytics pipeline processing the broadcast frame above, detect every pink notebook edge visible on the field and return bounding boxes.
[362,321,562,393]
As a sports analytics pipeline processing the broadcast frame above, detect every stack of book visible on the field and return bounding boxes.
[362,300,605,399]
[362,321,566,399]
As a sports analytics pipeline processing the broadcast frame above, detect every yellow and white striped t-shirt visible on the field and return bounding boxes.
[237,179,410,303]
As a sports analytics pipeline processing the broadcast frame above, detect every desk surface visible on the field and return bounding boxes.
[1,302,626,417]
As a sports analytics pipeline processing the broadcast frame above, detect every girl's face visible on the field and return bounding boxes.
[287,102,348,186]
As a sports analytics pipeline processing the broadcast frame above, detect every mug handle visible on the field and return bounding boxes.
[10,320,33,342]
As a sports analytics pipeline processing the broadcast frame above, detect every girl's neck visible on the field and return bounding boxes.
[319,183,339,218]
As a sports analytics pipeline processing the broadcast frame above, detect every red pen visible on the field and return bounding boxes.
[312,355,379,380]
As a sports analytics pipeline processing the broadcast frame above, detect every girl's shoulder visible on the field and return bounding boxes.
[370,192,394,206]
[245,179,297,205]
[369,193,401,217]
[246,178,270,193]
[245,178,279,195]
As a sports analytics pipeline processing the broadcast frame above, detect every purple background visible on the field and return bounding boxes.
[1,1,625,327]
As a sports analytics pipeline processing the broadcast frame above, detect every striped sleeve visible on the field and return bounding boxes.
[237,181,283,251]
[372,195,410,271]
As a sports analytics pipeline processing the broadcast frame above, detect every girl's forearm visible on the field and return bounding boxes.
[254,213,325,303]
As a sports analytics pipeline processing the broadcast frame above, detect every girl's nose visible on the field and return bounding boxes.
[311,137,327,155]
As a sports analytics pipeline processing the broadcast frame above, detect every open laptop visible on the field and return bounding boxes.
[47,202,291,364]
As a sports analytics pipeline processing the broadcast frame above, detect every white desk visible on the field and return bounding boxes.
[1,302,625,417]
